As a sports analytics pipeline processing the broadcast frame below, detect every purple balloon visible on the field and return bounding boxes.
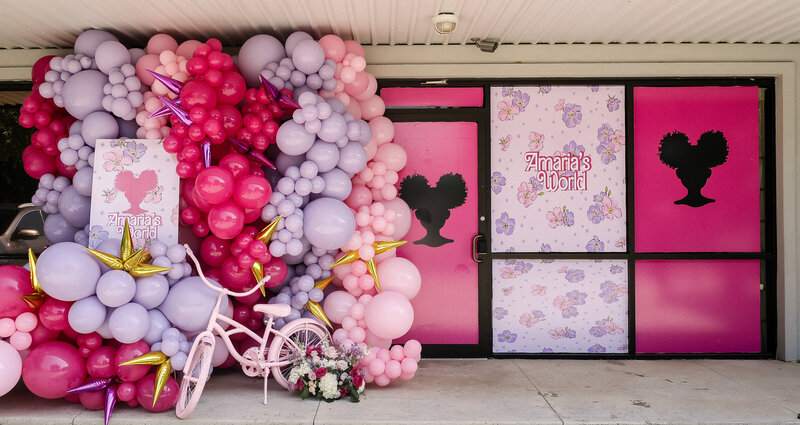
[58,185,91,228]
[238,34,286,88]
[142,309,170,345]
[318,113,347,143]
[37,242,101,301]
[43,213,80,243]
[96,270,136,307]
[284,31,314,57]
[132,274,169,309]
[105,385,117,425]
[274,152,305,175]
[82,111,119,148]
[158,276,228,333]
[303,198,355,250]
[74,30,119,57]
[276,121,316,156]
[305,140,340,173]
[319,168,353,201]
[326,98,347,114]
[108,302,149,343]
[128,48,146,64]
[337,142,368,175]
[291,40,325,75]
[72,167,94,197]
[95,41,131,74]
[62,70,107,120]
[356,120,372,145]
[68,295,107,334]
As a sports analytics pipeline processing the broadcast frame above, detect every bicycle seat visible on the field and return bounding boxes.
[253,303,291,318]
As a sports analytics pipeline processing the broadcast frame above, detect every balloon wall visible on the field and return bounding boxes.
[4,28,422,418]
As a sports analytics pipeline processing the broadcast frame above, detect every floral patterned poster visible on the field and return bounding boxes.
[492,259,629,354]
[490,85,627,253]
[89,139,179,248]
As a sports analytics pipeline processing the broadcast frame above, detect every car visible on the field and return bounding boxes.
[0,203,50,265]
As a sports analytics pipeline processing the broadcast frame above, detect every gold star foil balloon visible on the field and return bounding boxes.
[251,216,282,296]
[305,276,335,329]
[87,219,171,278]
[329,240,407,292]
[20,248,45,309]
[119,351,172,407]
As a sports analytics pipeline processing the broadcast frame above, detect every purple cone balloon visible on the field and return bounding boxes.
[159,96,192,126]
[62,70,107,120]
[37,242,101,301]
[146,70,183,95]
[303,198,355,250]
[105,385,117,425]
[67,377,112,394]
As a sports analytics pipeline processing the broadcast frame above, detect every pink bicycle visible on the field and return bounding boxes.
[176,245,330,419]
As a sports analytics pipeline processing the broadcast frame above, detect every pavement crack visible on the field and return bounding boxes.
[513,360,565,425]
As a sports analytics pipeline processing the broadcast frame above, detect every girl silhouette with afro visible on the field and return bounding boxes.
[658,130,729,207]
[399,173,468,247]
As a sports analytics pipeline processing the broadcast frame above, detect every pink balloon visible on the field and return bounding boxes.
[400,370,415,380]
[233,174,271,209]
[344,71,369,97]
[384,359,402,379]
[135,54,161,86]
[374,373,391,387]
[200,234,231,268]
[38,298,72,331]
[349,326,366,343]
[0,265,35,319]
[208,201,245,240]
[355,73,378,101]
[364,329,391,350]
[374,143,407,171]
[359,95,386,121]
[319,34,346,62]
[22,341,86,399]
[403,339,422,360]
[180,80,217,109]
[368,358,385,376]
[195,166,234,204]
[176,40,202,59]
[78,388,105,410]
[86,346,117,378]
[220,256,251,291]
[136,373,179,412]
[115,341,150,382]
[401,357,418,374]
[376,257,421,300]
[0,318,14,337]
[322,291,357,324]
[345,184,373,210]
[9,332,32,350]
[146,34,179,55]
[382,198,412,240]
[117,382,137,402]
[0,340,22,397]
[389,345,405,361]
[15,312,37,333]
[369,116,395,146]
[219,153,250,180]
[344,40,365,57]
[29,319,60,347]
[364,291,413,340]
[345,97,362,120]
[215,70,246,105]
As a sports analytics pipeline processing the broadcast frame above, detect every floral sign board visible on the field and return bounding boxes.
[490,85,627,253]
[492,259,628,354]
[89,139,179,248]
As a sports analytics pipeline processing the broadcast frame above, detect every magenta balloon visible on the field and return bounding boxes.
[208,201,245,240]
[115,341,151,382]
[322,291,357,324]
[86,346,117,379]
[374,143,407,170]
[376,257,421,300]
[0,265,34,319]
[74,30,118,57]
[0,341,21,397]
[360,95,386,121]
[61,70,107,120]
[195,166,234,204]
[318,34,346,62]
[233,174,271,209]
[95,41,131,74]
[291,39,325,75]
[382,198,412,240]
[22,341,86,399]
[238,34,286,88]
[136,373,178,412]
[364,291,414,340]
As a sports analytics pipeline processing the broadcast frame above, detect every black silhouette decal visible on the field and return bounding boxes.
[658,130,729,207]
[398,173,467,247]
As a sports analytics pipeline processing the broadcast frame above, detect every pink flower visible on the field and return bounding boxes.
[549,328,566,339]
[602,196,622,219]
[615,237,627,248]
[604,321,624,335]
[499,135,511,151]
[519,313,540,327]
[528,132,544,151]
[144,185,163,204]
[103,148,133,172]
[553,295,573,310]
[546,207,564,228]
[501,266,521,279]
[610,130,625,152]
[531,285,547,296]
[517,182,537,207]
[554,99,565,111]
[557,265,569,274]
[497,100,520,121]
[102,188,117,203]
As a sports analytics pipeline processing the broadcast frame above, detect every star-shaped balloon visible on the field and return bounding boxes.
[67,378,117,425]
[119,351,171,407]
[20,248,45,309]
[305,276,334,329]
[87,219,171,278]
[251,216,282,296]
[329,241,407,292]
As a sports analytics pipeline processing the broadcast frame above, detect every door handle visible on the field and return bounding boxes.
[472,234,484,263]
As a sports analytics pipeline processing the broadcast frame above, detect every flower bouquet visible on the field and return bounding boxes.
[288,341,366,402]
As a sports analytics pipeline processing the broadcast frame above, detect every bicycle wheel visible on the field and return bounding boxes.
[175,337,213,419]
[267,319,329,389]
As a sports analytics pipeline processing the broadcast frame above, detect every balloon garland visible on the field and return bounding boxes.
[3,29,423,419]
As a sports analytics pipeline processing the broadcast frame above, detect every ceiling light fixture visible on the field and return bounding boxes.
[432,12,459,35]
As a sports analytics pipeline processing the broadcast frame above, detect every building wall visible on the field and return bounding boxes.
[1,43,798,359]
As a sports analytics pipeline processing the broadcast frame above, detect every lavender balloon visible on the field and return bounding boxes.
[74,30,118,57]
[43,213,79,243]
[72,167,94,197]
[238,34,286,88]
[319,168,353,200]
[58,185,91,228]
[306,140,340,172]
[276,121,316,156]
[132,274,169,309]
[158,276,229,333]
[143,309,171,345]
[37,241,101,301]
[337,142,368,175]
[108,302,150,343]
[96,270,136,307]
[82,111,119,148]
[318,113,348,143]
[303,198,355,250]
[68,295,107,334]
[291,39,325,75]
[94,41,130,74]
[284,31,314,56]
[61,70,107,120]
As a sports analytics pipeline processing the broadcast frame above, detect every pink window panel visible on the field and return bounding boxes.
[635,260,761,353]
[380,87,484,108]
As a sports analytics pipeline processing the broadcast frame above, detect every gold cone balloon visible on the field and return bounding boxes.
[304,276,335,328]
[87,219,171,278]
[328,241,407,292]
[152,359,172,407]
[118,351,172,407]
[251,216,282,296]
[20,248,45,309]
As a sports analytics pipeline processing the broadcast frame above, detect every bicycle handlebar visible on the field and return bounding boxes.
[184,244,271,298]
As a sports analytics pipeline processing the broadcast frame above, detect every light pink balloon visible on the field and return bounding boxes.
[344,40,365,57]
[345,184,373,209]
[360,95,386,121]
[364,137,378,161]
[345,71,369,97]
[403,339,422,360]
[385,359,402,379]
[350,326,366,343]
[401,357,418,374]
[374,373,391,387]
[355,73,378,101]
[364,329,391,350]
[177,40,202,59]
[0,340,22,397]
[369,116,394,146]
[374,143,407,171]
[364,291,413,340]
[135,54,161,86]
[345,98,362,120]
[146,34,179,55]
[377,257,421,300]
[9,332,32,351]
[382,198,412,240]
[14,312,37,333]
[319,34,346,62]
[323,291,357,324]
[389,345,405,361]
[368,358,385,376]
[0,318,14,338]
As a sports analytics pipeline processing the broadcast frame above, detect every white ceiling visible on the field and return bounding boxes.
[0,0,799,50]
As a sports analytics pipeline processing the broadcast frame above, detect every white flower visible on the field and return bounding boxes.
[324,346,338,359]
[319,372,339,399]
[336,360,348,370]
[288,368,301,385]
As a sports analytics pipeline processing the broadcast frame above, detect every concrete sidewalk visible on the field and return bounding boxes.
[2,359,800,424]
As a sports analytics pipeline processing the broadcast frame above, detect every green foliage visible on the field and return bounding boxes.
[0,106,37,204]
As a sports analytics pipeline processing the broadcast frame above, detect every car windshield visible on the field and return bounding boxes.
[0,208,17,232]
